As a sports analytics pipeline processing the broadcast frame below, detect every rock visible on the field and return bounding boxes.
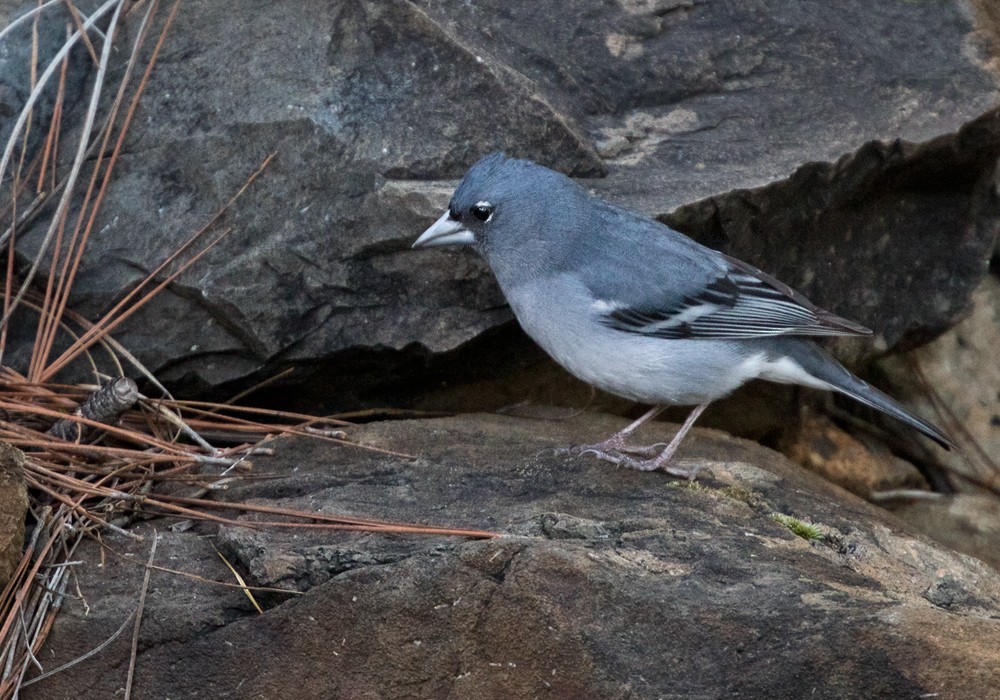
[0,442,26,589]
[22,527,257,698]
[327,0,605,179]
[777,410,928,498]
[662,119,1000,356]
[10,0,598,390]
[0,0,100,167]
[420,0,999,210]
[25,413,1000,698]
[6,0,998,401]
[876,273,1000,486]
[881,493,1000,573]
[973,0,1000,79]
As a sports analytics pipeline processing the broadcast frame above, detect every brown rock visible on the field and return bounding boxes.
[779,410,928,498]
[883,493,1000,572]
[0,442,27,590]
[877,273,1000,489]
[25,413,1000,699]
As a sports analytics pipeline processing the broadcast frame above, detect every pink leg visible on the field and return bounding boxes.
[575,403,711,480]
[568,405,666,456]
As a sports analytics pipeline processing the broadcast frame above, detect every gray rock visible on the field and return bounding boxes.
[887,493,1000,573]
[0,0,100,166]
[327,0,605,179]
[8,0,1000,401]
[24,413,1000,698]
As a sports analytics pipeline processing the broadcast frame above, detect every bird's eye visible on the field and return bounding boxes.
[470,202,493,222]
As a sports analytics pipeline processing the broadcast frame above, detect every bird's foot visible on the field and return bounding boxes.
[571,444,703,480]
[559,435,666,458]
[560,403,709,480]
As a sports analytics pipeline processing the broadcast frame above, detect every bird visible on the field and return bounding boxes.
[412,152,952,479]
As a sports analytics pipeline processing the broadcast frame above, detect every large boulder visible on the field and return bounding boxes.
[4,0,998,402]
[24,413,1000,698]
[0,0,102,163]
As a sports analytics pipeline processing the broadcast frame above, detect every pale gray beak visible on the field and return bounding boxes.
[412,210,476,248]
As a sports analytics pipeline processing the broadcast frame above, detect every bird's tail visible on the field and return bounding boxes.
[780,340,954,450]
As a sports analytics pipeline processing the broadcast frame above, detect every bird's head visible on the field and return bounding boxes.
[412,152,583,262]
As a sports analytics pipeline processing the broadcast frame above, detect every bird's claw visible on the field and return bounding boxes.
[576,447,623,463]
[663,463,703,480]
[567,443,704,480]
[563,441,666,458]
[573,446,659,472]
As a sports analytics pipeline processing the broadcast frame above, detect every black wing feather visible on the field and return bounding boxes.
[576,200,870,341]
[602,254,871,340]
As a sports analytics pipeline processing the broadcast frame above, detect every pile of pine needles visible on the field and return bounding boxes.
[0,2,494,696]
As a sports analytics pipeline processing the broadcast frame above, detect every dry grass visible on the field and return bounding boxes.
[0,3,495,696]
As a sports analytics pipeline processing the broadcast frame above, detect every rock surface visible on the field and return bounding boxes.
[24,413,1000,698]
[0,0,101,167]
[5,0,999,402]
[878,272,1000,487]
[884,493,1000,573]
[873,272,1000,569]
[0,442,26,589]
[778,410,928,498]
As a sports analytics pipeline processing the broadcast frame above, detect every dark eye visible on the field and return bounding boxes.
[469,202,493,222]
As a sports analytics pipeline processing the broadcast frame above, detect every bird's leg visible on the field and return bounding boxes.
[567,405,665,457]
[626,402,710,478]
[578,403,711,480]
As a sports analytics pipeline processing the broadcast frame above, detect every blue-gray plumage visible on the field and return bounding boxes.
[413,152,952,478]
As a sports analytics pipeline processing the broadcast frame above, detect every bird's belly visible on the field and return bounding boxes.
[540,330,747,405]
[506,279,755,406]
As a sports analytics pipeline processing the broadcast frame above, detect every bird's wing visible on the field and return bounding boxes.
[577,207,871,340]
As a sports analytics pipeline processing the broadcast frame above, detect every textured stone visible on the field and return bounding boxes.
[0,0,100,166]
[0,442,26,589]
[877,273,1000,487]
[25,413,1000,699]
[778,411,928,498]
[885,493,1000,573]
[6,0,998,401]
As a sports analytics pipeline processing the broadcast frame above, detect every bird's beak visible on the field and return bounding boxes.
[412,210,476,248]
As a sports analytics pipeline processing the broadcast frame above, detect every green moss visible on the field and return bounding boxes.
[771,513,824,542]
[720,484,765,508]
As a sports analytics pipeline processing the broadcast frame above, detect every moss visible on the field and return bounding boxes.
[720,484,766,508]
[771,513,824,542]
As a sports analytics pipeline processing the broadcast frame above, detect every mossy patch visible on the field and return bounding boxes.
[771,513,825,542]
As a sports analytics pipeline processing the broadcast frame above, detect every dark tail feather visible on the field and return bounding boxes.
[834,378,953,450]
[784,341,954,450]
